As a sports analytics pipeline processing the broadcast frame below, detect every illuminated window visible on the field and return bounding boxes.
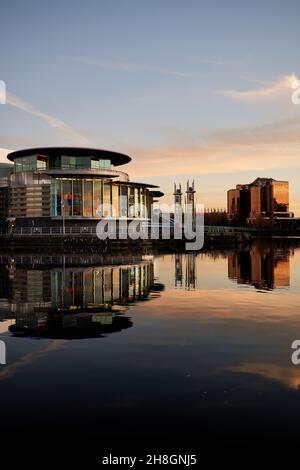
[93,180,102,216]
[83,180,93,216]
[103,181,111,216]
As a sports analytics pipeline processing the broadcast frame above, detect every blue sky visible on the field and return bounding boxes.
[1,0,300,212]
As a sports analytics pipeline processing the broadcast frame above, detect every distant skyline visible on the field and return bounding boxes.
[1,0,300,213]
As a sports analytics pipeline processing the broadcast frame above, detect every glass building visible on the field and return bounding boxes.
[0,147,163,226]
[227,177,291,224]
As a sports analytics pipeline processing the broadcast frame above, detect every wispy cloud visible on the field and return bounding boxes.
[218,73,298,101]
[190,57,239,66]
[71,56,193,78]
[6,92,90,144]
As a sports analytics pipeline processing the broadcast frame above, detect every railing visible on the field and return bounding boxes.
[35,168,130,181]
[0,225,257,237]
[204,225,256,233]
[0,226,98,236]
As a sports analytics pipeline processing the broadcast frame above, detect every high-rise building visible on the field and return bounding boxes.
[227,177,291,223]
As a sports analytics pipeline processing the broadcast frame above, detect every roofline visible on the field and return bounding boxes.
[6,147,131,167]
[114,181,160,188]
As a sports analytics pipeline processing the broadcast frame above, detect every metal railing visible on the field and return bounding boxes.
[0,226,98,236]
[0,225,256,236]
[37,168,130,181]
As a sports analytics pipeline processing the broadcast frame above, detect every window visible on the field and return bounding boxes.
[83,180,93,217]
[15,156,37,172]
[120,186,128,217]
[36,155,47,170]
[112,185,119,217]
[62,180,72,216]
[51,179,61,216]
[128,186,135,217]
[103,182,111,216]
[91,158,111,170]
[93,180,102,216]
[73,180,82,215]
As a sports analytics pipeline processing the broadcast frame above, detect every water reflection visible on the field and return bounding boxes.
[228,242,290,290]
[173,242,292,291]
[175,253,197,290]
[0,254,160,339]
[1,243,300,452]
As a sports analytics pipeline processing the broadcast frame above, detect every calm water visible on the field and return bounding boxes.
[1,241,300,458]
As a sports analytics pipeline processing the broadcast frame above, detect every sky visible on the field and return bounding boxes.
[1,0,300,213]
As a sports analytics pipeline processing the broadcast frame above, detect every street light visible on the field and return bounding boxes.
[61,202,65,234]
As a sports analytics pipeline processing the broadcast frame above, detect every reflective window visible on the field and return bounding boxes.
[83,180,93,217]
[103,182,111,216]
[73,180,82,216]
[62,180,72,216]
[112,185,119,217]
[128,186,135,217]
[273,182,289,213]
[93,180,102,216]
[135,187,140,217]
[15,156,37,172]
[120,186,128,217]
[51,179,61,216]
[36,155,47,170]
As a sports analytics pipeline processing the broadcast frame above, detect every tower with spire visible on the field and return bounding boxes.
[185,180,196,213]
[173,183,182,206]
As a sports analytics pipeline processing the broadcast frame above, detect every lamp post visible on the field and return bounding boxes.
[61,202,65,234]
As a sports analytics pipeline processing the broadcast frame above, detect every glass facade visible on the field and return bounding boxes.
[250,186,261,217]
[272,181,289,214]
[51,179,151,218]
[103,181,111,217]
[93,180,102,217]
[120,186,128,217]
[112,185,119,217]
[15,155,47,172]
[83,180,93,217]
[5,149,160,222]
[14,155,112,172]
[73,180,82,216]
[229,178,290,222]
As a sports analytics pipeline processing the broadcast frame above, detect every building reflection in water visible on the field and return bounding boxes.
[175,253,197,290]
[173,243,292,292]
[228,243,290,290]
[0,254,161,339]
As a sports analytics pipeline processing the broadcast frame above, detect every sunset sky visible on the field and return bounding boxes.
[1,0,300,213]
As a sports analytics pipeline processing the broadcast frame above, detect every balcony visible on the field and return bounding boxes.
[34,168,129,181]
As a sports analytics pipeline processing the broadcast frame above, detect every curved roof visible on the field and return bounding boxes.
[114,181,159,188]
[149,190,164,198]
[6,147,131,167]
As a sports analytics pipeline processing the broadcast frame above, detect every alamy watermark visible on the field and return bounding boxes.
[291,340,300,365]
[0,340,6,365]
[0,80,6,104]
[95,202,204,251]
